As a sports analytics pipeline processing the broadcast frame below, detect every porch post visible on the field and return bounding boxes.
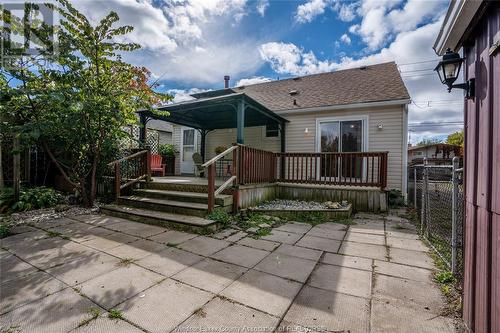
[139,113,148,146]
[200,129,207,163]
[280,121,286,180]
[236,99,245,144]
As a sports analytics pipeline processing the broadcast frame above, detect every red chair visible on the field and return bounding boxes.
[150,154,166,176]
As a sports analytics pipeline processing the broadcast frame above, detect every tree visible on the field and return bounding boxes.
[416,138,442,146]
[0,1,171,206]
[446,130,464,147]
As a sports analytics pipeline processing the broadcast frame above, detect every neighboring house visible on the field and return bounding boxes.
[434,1,499,332]
[147,119,173,145]
[160,62,410,193]
[408,143,462,165]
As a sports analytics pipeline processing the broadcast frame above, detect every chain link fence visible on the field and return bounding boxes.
[408,157,464,278]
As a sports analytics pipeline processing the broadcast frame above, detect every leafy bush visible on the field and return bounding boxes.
[0,187,63,213]
[388,189,405,208]
[0,223,11,238]
[435,270,455,284]
[206,208,232,227]
[158,144,177,157]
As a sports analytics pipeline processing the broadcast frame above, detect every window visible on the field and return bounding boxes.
[265,123,279,137]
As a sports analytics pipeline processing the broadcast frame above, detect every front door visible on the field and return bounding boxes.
[180,128,197,174]
[317,119,365,180]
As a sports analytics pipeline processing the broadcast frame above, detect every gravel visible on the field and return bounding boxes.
[255,199,332,210]
[1,204,100,226]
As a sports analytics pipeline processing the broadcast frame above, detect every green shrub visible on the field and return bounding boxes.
[206,208,232,227]
[158,144,177,157]
[388,189,405,208]
[0,187,63,213]
[435,270,455,284]
[0,223,11,238]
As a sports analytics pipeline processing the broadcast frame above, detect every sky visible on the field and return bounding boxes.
[73,0,464,144]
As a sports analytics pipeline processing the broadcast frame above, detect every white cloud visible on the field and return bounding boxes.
[295,0,330,24]
[72,0,259,84]
[340,34,351,44]
[256,0,269,17]
[259,42,338,75]
[235,76,272,86]
[167,88,210,103]
[333,1,358,22]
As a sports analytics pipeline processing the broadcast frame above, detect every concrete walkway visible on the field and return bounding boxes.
[0,213,457,333]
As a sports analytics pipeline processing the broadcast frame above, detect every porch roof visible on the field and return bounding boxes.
[139,93,289,131]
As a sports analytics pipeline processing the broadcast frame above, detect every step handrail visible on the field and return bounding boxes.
[108,150,149,166]
[110,150,151,200]
[206,144,239,214]
[201,145,238,168]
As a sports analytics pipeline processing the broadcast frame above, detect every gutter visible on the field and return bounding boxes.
[274,99,411,115]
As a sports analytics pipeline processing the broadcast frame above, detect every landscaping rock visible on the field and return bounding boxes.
[258,223,271,228]
[246,227,259,233]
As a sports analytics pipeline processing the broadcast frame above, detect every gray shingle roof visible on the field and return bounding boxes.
[192,62,410,112]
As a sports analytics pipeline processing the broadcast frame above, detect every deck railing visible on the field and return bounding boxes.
[238,145,277,184]
[108,149,151,200]
[275,152,388,189]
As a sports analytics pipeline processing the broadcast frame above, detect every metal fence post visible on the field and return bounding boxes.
[451,156,459,274]
[421,158,428,236]
[413,168,417,206]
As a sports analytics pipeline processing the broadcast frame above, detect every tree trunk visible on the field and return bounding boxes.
[13,136,21,201]
[0,138,4,190]
[89,155,98,207]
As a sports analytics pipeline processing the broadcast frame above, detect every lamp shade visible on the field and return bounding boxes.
[434,49,464,89]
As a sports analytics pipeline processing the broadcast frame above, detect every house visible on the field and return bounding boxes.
[433,1,499,332]
[408,143,462,165]
[152,62,410,194]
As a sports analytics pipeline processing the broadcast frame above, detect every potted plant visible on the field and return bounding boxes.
[158,144,177,176]
[215,146,227,155]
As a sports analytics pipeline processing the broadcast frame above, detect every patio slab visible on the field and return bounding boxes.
[374,260,433,282]
[349,220,385,235]
[274,244,322,261]
[295,235,341,253]
[261,230,303,244]
[70,214,128,226]
[321,253,373,271]
[283,285,370,333]
[373,274,445,313]
[344,231,385,245]
[210,244,269,268]
[211,228,239,240]
[390,248,434,269]
[0,253,39,284]
[149,230,197,245]
[274,222,312,234]
[172,258,247,293]
[104,221,166,238]
[177,297,279,333]
[45,252,121,286]
[305,227,346,241]
[0,230,50,249]
[0,270,66,314]
[237,237,280,251]
[0,288,96,333]
[77,264,164,309]
[386,236,429,252]
[220,269,302,317]
[314,222,349,231]
[308,263,372,298]
[178,236,231,256]
[72,317,144,333]
[135,247,203,277]
[224,231,248,242]
[105,239,167,260]
[371,299,455,333]
[118,279,212,333]
[254,253,318,282]
[80,232,139,251]
[339,241,388,261]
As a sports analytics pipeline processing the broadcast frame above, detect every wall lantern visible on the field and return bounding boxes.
[434,48,475,99]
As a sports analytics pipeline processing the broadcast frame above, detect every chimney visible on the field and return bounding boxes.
[224,75,230,89]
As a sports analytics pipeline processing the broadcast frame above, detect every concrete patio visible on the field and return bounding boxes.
[0,213,457,333]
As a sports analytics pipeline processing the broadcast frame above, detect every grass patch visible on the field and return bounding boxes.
[117,257,136,267]
[45,230,70,239]
[194,308,207,318]
[108,309,124,320]
[206,208,232,228]
[78,307,101,327]
[0,223,12,238]
[253,228,271,238]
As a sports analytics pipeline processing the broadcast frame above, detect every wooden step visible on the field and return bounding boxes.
[100,204,219,233]
[117,196,231,217]
[133,189,233,206]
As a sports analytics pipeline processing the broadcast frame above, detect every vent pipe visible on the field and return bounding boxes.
[224,75,230,88]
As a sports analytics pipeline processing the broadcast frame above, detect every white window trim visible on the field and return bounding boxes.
[315,115,369,152]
